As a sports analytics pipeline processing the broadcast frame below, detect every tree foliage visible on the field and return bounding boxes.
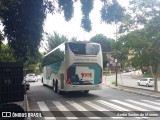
[101,0,125,24]
[119,16,160,91]
[0,44,16,62]
[80,0,94,32]
[58,0,74,21]
[44,32,68,52]
[0,0,47,62]
[119,0,160,33]
[0,0,125,63]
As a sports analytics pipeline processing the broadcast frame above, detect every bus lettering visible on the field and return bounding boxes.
[81,73,92,78]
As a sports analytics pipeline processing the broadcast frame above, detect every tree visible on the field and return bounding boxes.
[119,0,160,33]
[0,0,47,62]
[119,16,160,91]
[44,32,68,52]
[0,44,16,62]
[0,0,124,62]
[117,0,160,91]
[90,34,115,68]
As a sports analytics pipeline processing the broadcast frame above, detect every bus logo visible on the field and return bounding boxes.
[81,73,92,78]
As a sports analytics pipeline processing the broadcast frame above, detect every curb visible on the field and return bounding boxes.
[25,94,31,120]
[103,83,160,99]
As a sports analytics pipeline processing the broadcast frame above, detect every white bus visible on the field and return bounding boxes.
[41,41,103,94]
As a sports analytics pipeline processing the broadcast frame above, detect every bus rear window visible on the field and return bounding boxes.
[68,42,100,55]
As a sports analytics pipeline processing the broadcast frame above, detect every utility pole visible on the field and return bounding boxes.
[115,23,118,86]
[115,58,118,86]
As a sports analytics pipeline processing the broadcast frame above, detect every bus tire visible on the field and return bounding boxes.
[84,90,89,94]
[54,80,58,93]
[53,80,56,92]
[42,78,43,83]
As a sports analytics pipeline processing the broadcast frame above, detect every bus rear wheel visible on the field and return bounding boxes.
[53,80,57,93]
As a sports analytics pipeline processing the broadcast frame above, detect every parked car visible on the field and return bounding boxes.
[25,73,37,82]
[137,78,154,87]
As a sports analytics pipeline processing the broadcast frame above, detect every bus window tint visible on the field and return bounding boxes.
[86,43,100,55]
[69,42,100,55]
[42,43,65,67]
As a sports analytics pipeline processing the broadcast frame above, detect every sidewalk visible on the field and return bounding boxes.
[103,83,160,99]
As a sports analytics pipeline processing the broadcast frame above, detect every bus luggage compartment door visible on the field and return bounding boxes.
[69,65,101,85]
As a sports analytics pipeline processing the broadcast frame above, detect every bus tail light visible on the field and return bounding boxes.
[100,68,102,83]
[66,68,71,84]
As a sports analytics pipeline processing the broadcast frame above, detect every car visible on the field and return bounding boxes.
[137,78,154,87]
[25,73,37,82]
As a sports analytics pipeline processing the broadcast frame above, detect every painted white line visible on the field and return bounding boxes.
[83,101,108,111]
[66,117,78,119]
[111,100,148,111]
[141,100,160,106]
[96,100,127,119]
[37,102,50,111]
[37,102,56,120]
[52,101,69,111]
[127,100,160,111]
[52,101,78,119]
[111,117,125,119]
[67,101,88,111]
[88,117,101,119]
[44,117,56,120]
[96,100,129,111]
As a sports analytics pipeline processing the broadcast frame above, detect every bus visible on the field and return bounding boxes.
[41,41,103,94]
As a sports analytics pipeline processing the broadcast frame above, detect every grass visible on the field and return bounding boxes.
[103,71,116,76]
[143,73,153,78]
[111,81,116,85]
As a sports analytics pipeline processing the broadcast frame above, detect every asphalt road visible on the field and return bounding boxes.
[26,80,160,120]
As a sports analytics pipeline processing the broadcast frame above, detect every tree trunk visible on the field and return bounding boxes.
[150,66,158,92]
[154,76,158,92]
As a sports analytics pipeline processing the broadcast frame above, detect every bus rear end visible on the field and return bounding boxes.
[65,42,103,92]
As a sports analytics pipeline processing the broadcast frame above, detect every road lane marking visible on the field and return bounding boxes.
[111,117,125,119]
[37,102,56,120]
[111,100,148,111]
[44,117,56,120]
[96,100,129,111]
[37,102,50,111]
[88,117,102,119]
[141,100,160,106]
[66,101,88,111]
[95,100,127,119]
[110,100,150,119]
[67,101,102,119]
[127,100,160,110]
[66,117,78,119]
[52,101,78,119]
[52,101,69,111]
[83,101,108,111]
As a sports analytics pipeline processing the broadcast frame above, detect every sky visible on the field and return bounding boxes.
[43,0,129,42]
